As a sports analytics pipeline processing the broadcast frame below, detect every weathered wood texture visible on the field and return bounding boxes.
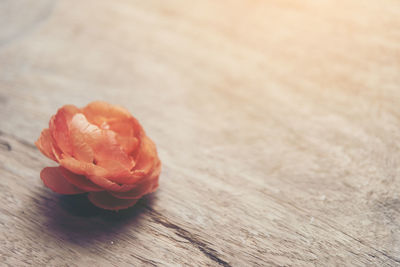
[1,0,400,266]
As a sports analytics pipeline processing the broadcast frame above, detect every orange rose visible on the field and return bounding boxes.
[35,101,161,210]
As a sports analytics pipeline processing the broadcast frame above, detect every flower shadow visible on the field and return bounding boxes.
[30,190,157,246]
[58,194,148,220]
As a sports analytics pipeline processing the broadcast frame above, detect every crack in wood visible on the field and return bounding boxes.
[129,254,159,267]
[328,223,400,264]
[0,140,12,151]
[145,206,232,267]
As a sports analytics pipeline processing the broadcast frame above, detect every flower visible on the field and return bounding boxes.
[35,101,161,210]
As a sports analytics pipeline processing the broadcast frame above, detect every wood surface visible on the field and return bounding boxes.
[1,0,400,266]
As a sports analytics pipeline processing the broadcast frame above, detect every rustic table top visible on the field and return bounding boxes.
[1,0,400,266]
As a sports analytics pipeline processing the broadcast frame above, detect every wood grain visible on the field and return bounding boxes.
[1,0,400,266]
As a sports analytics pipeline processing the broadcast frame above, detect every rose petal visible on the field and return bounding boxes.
[88,174,150,192]
[59,157,144,193]
[40,167,85,194]
[49,105,80,156]
[96,160,132,184]
[110,160,160,199]
[60,157,108,177]
[82,101,131,126]
[116,133,139,155]
[60,157,139,191]
[109,180,152,199]
[58,167,103,192]
[83,101,142,155]
[35,129,56,161]
[69,127,94,163]
[132,135,158,175]
[105,136,160,185]
[88,191,139,210]
[70,113,134,172]
[110,172,159,199]
[108,118,140,154]
[37,101,161,211]
[51,144,63,162]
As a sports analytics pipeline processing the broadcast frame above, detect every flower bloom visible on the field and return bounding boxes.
[35,101,161,210]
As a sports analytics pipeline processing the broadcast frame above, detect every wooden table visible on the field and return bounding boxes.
[1,0,400,266]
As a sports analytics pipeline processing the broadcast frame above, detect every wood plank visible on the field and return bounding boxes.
[1,0,400,266]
